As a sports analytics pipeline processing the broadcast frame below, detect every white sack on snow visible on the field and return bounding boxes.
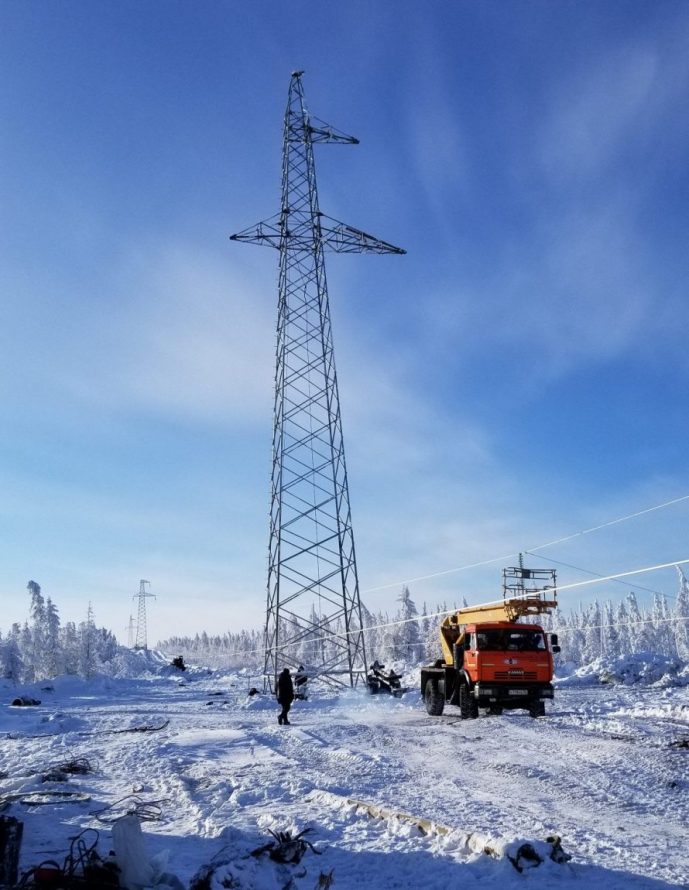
[112,815,184,890]
[112,815,156,890]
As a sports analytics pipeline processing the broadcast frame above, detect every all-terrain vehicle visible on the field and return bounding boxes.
[367,661,407,697]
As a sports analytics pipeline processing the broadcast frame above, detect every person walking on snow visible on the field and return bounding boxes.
[276,667,294,725]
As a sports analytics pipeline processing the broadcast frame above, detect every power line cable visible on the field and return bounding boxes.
[363,492,689,594]
[551,614,689,634]
[357,558,689,638]
[193,557,689,661]
[523,552,665,597]
[528,493,689,552]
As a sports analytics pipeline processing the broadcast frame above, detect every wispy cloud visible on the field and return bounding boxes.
[539,46,659,183]
[491,201,651,375]
[53,240,276,426]
[117,244,275,425]
[410,200,654,389]
[540,26,689,186]
[338,340,493,474]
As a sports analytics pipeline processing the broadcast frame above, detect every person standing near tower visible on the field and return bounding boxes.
[276,667,294,725]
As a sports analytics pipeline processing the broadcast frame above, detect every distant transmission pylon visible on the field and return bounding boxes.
[133,580,155,650]
[126,614,135,649]
[231,71,404,690]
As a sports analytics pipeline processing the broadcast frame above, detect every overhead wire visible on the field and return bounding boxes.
[522,552,666,597]
[551,613,689,635]
[528,493,689,552]
[164,491,689,669]
[175,494,689,664]
[363,492,689,594]
[355,611,689,656]
[202,556,689,662]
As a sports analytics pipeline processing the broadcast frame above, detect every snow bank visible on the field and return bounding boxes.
[556,652,688,687]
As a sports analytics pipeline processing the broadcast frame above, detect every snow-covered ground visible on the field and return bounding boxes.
[1,662,688,889]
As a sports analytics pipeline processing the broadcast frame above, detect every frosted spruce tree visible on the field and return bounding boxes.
[0,627,23,682]
[604,601,621,658]
[78,603,97,679]
[674,567,689,660]
[615,599,631,656]
[652,593,675,659]
[44,596,62,678]
[27,580,47,679]
[396,586,424,664]
[626,592,652,653]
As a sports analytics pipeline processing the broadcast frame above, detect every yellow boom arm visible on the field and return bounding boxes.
[439,594,558,665]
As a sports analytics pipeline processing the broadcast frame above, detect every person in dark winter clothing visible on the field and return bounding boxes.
[276,667,294,725]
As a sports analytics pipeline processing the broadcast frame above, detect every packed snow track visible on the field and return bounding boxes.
[1,671,687,889]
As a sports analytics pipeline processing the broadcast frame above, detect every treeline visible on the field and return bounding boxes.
[158,587,426,670]
[160,627,264,670]
[0,581,121,682]
[542,585,689,664]
[5,574,688,683]
[159,574,689,671]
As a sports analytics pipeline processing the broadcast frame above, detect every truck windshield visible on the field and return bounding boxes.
[476,630,546,651]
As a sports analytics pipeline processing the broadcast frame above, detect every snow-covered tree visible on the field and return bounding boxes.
[581,602,602,662]
[395,586,424,664]
[603,601,620,658]
[27,580,47,678]
[0,627,23,682]
[674,567,689,660]
[420,603,435,661]
[19,622,34,682]
[44,597,62,678]
[615,599,631,656]
[626,592,652,652]
[94,627,118,664]
[78,603,97,679]
[297,606,319,667]
[358,602,379,669]
[27,580,45,623]
[651,593,675,658]
[61,621,79,675]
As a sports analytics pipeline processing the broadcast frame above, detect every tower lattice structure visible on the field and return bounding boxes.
[231,71,404,689]
[133,579,155,650]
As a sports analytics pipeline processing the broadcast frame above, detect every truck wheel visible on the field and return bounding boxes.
[424,680,445,716]
[488,705,503,716]
[459,684,478,719]
[529,701,546,718]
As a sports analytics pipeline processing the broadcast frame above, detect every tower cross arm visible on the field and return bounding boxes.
[307,116,360,145]
[229,213,282,249]
[320,215,406,255]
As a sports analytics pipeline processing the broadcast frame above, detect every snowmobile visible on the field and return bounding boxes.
[366,661,407,697]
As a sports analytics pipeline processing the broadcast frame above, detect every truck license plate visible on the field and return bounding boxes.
[508,690,528,695]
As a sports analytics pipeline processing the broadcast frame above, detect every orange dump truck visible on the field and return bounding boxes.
[421,566,560,719]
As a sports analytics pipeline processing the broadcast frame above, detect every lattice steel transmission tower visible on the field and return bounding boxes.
[133,579,155,650]
[126,614,135,649]
[231,71,404,690]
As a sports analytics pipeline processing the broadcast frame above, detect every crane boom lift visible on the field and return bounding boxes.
[422,563,561,720]
[439,591,558,665]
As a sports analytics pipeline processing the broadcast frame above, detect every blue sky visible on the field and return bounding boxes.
[2,1,689,643]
